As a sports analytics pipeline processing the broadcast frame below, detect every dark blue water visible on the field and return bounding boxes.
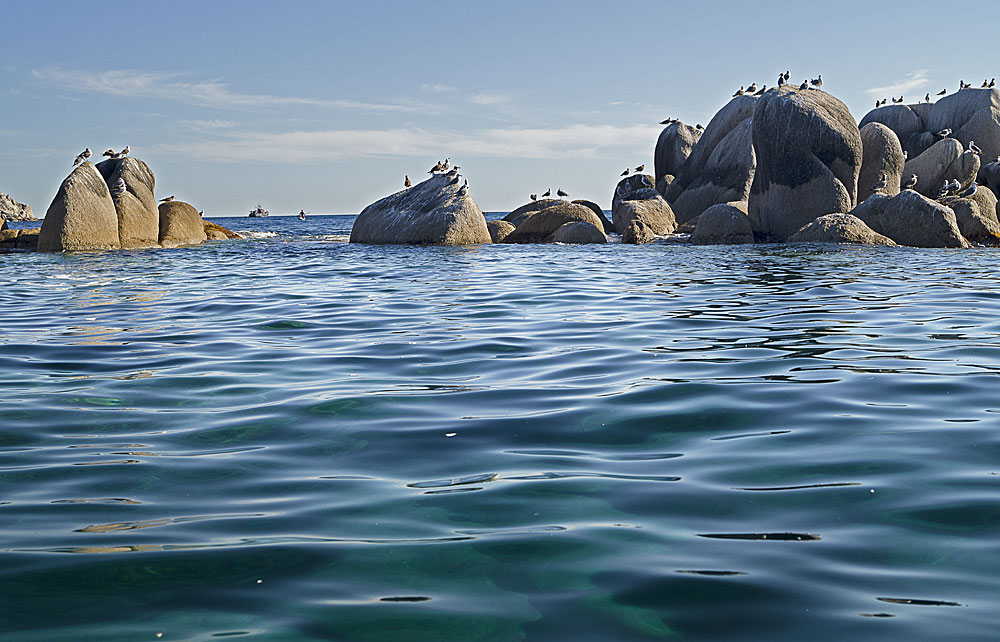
[3,214,1000,641]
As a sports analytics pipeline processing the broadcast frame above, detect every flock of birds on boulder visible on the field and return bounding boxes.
[730,71,823,98]
[72,145,130,166]
[876,79,995,107]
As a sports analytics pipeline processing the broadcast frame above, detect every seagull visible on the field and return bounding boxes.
[873,172,887,190]
[969,140,982,154]
[404,175,412,187]
[990,78,996,88]
[634,164,644,173]
[557,188,568,198]
[621,168,630,176]
[903,151,908,160]
[777,74,785,87]
[659,118,672,124]
[783,70,790,82]
[754,85,767,96]
[902,174,918,190]
[747,82,758,93]
[119,145,130,157]
[73,148,91,166]
[925,93,930,102]
[448,175,460,185]
[983,79,990,88]
[695,124,703,130]
[102,149,116,158]
[959,183,978,198]
[530,193,537,201]
[440,158,450,172]
[799,80,808,90]
[541,188,551,197]
[960,80,969,90]
[935,128,952,138]
[159,195,174,202]
[937,89,947,96]
[733,86,744,97]
[810,74,823,89]
[936,183,950,199]
[428,160,443,174]
[892,96,903,103]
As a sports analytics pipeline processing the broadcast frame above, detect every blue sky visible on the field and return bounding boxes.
[1,1,994,216]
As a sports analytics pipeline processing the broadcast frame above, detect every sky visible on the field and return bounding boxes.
[1,1,996,217]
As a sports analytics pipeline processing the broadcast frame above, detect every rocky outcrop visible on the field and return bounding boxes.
[612,190,676,244]
[902,139,978,197]
[96,157,159,249]
[858,123,904,201]
[503,202,603,244]
[853,190,967,248]
[572,199,614,233]
[749,87,863,241]
[37,162,121,252]
[350,172,490,244]
[504,198,562,228]
[487,219,515,243]
[544,221,607,244]
[0,228,40,251]
[158,201,208,248]
[0,192,34,221]
[980,159,1000,201]
[654,121,702,185]
[668,118,756,224]
[940,191,1000,245]
[690,202,753,245]
[859,104,928,158]
[924,88,1000,162]
[611,174,655,211]
[968,181,1000,222]
[788,213,896,245]
[203,220,242,240]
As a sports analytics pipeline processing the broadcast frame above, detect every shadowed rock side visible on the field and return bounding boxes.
[503,202,603,243]
[504,198,563,228]
[612,174,655,212]
[858,123,904,202]
[545,221,607,244]
[96,157,159,248]
[940,189,1000,245]
[852,190,967,248]
[981,160,1000,202]
[665,95,757,205]
[158,201,208,248]
[350,172,490,245]
[0,192,34,221]
[654,122,702,187]
[859,104,928,158]
[37,162,120,252]
[488,219,515,243]
[668,117,756,223]
[572,199,614,233]
[788,213,896,245]
[969,180,1000,221]
[925,88,1000,161]
[690,202,753,245]
[903,139,979,198]
[612,188,676,244]
[749,86,863,241]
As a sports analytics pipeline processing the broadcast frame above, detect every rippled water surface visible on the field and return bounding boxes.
[3,214,1000,640]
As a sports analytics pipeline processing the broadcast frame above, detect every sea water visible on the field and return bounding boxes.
[2,214,999,641]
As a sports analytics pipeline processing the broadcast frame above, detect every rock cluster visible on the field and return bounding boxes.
[0,192,34,222]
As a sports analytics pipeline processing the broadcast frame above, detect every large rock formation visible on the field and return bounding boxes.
[902,139,978,197]
[654,121,702,186]
[787,213,896,245]
[859,104,928,158]
[503,202,604,244]
[924,88,1000,162]
[96,157,159,249]
[350,172,490,244]
[37,162,121,252]
[612,189,676,244]
[158,201,208,248]
[0,192,34,221]
[852,190,967,247]
[749,87,863,241]
[665,95,757,223]
[939,191,1000,245]
[858,123,904,202]
[690,202,753,245]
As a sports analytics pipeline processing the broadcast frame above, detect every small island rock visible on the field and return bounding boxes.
[788,213,896,245]
[37,162,121,252]
[158,201,208,248]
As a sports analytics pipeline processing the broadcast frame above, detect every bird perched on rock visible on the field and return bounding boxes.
[810,74,823,89]
[160,195,174,202]
[102,149,116,158]
[799,80,808,90]
[783,70,790,82]
[937,89,947,96]
[903,151,908,160]
[634,164,644,173]
[902,174,918,190]
[73,148,91,166]
[111,176,126,195]
[746,82,757,94]
[733,86,744,97]
[621,168,630,177]
[990,78,996,88]
[777,74,785,87]
[969,140,982,154]
[404,175,412,187]
[960,80,970,90]
[892,96,903,103]
[541,188,551,197]
[936,182,952,199]
[935,128,952,138]
[754,85,767,96]
[873,172,887,191]
[925,93,930,102]
[119,145,130,158]
[959,183,978,198]
[983,79,990,88]
[695,124,703,130]
[428,160,443,174]
[530,193,537,201]
[557,188,569,198]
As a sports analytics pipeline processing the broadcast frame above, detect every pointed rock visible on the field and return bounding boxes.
[37,162,121,252]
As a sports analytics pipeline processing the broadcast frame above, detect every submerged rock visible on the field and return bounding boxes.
[788,213,896,245]
[350,173,490,244]
[690,202,753,245]
[37,162,121,252]
[158,201,208,248]
[749,87,862,241]
[203,220,243,240]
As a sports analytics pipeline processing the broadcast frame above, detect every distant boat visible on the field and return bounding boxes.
[249,204,269,218]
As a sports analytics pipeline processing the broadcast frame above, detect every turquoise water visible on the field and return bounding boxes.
[2,214,1000,641]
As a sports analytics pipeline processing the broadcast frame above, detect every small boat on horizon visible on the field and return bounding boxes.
[249,204,269,218]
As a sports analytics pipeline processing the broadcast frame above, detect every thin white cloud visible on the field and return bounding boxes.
[470,91,510,106]
[864,69,931,97]
[155,123,662,163]
[180,119,239,130]
[31,67,419,112]
[420,83,459,94]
